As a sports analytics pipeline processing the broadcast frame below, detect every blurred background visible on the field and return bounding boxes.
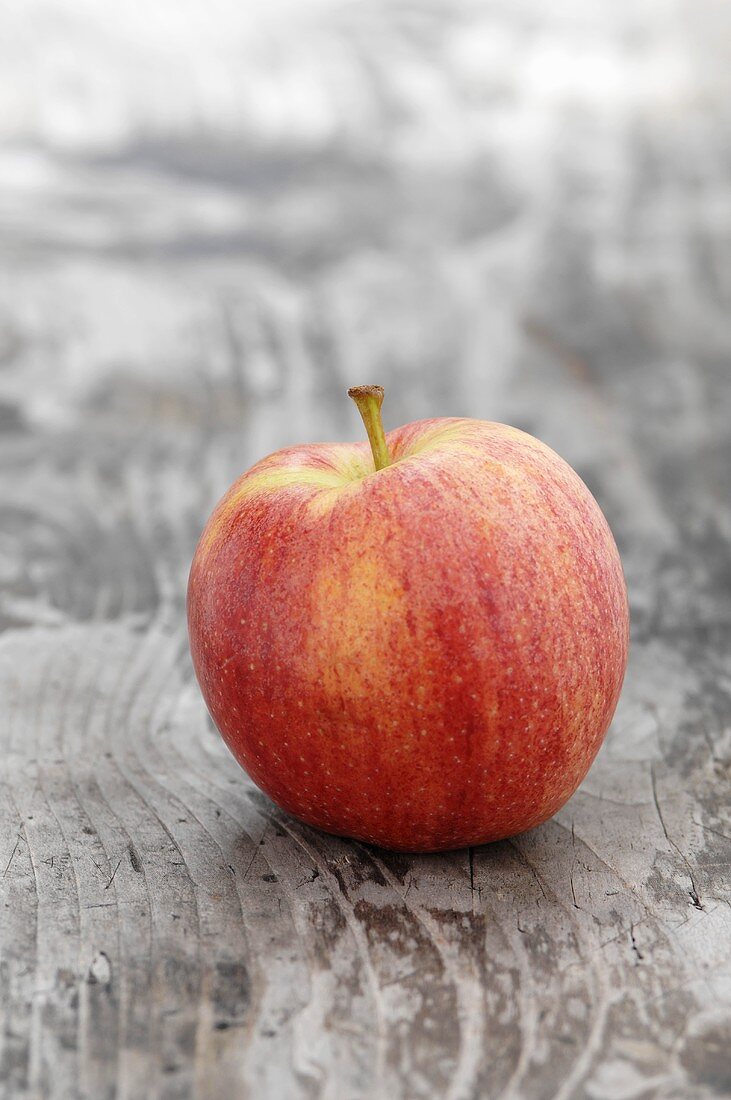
[2,0,729,443]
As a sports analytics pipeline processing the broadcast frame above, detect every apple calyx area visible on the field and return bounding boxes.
[348,385,392,472]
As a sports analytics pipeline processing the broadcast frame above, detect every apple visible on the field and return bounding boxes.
[188,386,629,852]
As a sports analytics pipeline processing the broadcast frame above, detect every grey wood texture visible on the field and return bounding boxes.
[1,2,730,1098]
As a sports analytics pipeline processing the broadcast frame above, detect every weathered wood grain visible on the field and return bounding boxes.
[1,1,731,1097]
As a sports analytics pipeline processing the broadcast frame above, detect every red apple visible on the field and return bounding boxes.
[188,386,629,851]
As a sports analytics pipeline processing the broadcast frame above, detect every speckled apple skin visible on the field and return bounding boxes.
[187,419,629,852]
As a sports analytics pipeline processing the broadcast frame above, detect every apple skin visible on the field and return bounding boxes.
[187,418,629,852]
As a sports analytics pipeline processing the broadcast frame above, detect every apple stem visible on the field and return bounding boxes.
[348,385,392,471]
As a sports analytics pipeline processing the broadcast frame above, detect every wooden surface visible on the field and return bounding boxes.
[1,2,731,1097]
